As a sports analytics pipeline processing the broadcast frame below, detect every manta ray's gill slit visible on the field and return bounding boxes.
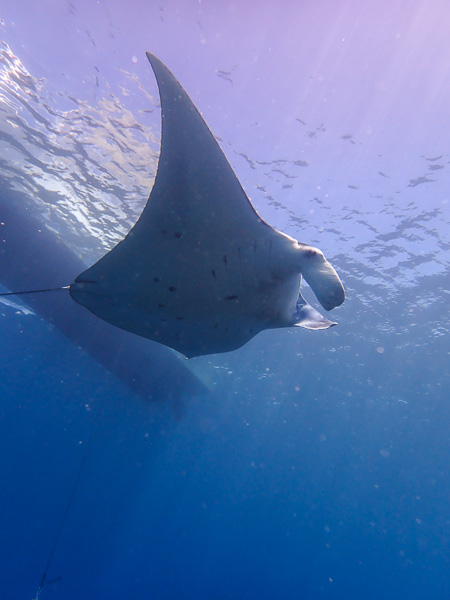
[211,269,216,279]
[153,277,161,282]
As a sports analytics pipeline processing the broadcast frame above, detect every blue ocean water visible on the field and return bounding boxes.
[1,2,449,599]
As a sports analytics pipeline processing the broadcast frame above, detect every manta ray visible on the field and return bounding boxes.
[69,53,344,358]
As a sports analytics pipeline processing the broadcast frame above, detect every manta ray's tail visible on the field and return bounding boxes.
[0,285,70,297]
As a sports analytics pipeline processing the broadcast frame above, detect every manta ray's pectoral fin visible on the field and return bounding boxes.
[292,293,337,330]
[297,244,345,311]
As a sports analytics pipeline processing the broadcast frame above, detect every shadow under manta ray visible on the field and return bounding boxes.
[70,53,345,359]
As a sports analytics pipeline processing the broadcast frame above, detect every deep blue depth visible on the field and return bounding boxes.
[1,283,448,599]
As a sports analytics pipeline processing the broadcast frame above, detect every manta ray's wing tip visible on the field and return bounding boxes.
[145,52,163,69]
[145,52,157,68]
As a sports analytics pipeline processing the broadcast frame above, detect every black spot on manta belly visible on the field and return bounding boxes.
[225,295,238,300]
